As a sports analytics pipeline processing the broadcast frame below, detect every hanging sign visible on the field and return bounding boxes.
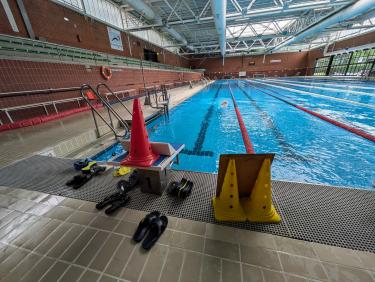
[107,27,123,51]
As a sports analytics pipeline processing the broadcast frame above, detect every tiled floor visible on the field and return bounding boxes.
[0,187,374,282]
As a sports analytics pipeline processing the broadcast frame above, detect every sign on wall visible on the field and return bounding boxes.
[270,59,282,63]
[239,71,246,77]
[107,27,123,51]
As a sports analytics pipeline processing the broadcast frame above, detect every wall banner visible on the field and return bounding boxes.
[107,27,123,51]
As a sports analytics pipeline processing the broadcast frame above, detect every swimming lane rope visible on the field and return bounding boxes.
[241,81,375,143]
[227,82,255,153]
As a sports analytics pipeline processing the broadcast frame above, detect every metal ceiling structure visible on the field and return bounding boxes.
[55,0,375,57]
[117,0,375,57]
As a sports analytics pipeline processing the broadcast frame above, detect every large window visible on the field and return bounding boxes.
[313,57,330,76]
[313,48,375,77]
[347,49,375,76]
[329,53,351,76]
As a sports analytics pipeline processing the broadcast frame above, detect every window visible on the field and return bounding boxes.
[313,48,375,77]
[329,53,351,76]
[144,49,158,63]
[347,49,375,76]
[54,0,179,53]
[313,57,330,76]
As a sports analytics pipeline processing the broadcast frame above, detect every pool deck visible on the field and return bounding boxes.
[0,83,208,168]
[0,168,374,282]
[0,82,375,281]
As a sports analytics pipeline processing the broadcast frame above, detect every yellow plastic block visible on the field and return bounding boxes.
[213,159,247,222]
[241,158,281,223]
[113,166,132,177]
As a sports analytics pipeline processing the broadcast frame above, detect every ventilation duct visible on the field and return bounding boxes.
[269,0,375,52]
[210,0,227,57]
[120,0,193,51]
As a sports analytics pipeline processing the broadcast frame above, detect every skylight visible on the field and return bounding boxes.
[226,19,296,39]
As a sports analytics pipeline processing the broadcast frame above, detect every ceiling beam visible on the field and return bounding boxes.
[123,0,353,31]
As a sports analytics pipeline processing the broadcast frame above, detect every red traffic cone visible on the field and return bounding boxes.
[121,99,159,167]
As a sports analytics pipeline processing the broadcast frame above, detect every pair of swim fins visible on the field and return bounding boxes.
[73,158,93,171]
[167,178,193,199]
[96,171,139,215]
[96,191,130,215]
[133,211,168,250]
[66,165,106,189]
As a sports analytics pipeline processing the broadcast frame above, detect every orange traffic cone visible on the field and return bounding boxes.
[121,99,159,167]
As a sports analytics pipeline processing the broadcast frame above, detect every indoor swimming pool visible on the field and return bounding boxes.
[96,79,375,189]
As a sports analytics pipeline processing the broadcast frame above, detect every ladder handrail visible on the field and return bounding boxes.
[159,85,170,103]
[88,85,130,132]
[80,84,129,139]
[145,86,170,116]
[145,86,163,110]
[96,83,133,117]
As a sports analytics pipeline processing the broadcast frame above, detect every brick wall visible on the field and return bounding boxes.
[0,0,189,68]
[306,31,375,72]
[191,32,375,77]
[328,31,375,52]
[0,59,201,123]
[191,52,309,78]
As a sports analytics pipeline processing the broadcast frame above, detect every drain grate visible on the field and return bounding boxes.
[0,155,374,253]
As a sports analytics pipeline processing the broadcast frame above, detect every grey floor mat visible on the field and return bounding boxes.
[0,155,374,253]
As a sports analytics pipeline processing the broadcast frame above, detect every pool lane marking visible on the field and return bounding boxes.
[236,82,309,162]
[245,81,375,143]
[253,80,375,110]
[181,84,222,157]
[228,82,255,154]
[277,78,375,91]
[264,78,375,97]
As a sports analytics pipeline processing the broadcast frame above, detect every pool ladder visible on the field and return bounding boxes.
[80,84,131,139]
[144,85,170,117]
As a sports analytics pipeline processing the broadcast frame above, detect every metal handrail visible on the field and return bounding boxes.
[145,85,170,116]
[96,83,133,117]
[90,87,131,133]
[0,86,81,98]
[0,97,84,124]
[80,84,129,139]
[1,97,83,111]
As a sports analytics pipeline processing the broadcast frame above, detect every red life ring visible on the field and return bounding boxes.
[101,66,112,80]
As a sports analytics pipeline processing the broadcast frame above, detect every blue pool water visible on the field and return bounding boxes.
[97,78,375,189]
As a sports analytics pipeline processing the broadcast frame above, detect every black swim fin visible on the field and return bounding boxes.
[105,194,130,215]
[96,192,123,210]
[142,215,168,250]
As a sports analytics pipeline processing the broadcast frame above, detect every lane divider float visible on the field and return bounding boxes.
[278,78,375,91]
[264,78,375,97]
[244,81,375,143]
[253,79,375,110]
[227,83,255,154]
